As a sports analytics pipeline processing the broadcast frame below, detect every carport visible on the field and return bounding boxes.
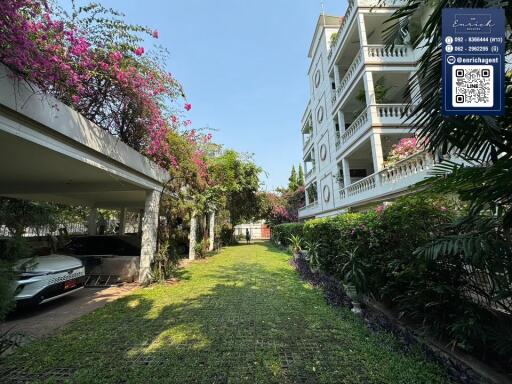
[0,65,169,283]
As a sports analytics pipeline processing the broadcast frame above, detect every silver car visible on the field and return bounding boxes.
[14,255,85,305]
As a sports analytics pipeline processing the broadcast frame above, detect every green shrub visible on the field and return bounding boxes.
[299,194,512,364]
[220,224,235,245]
[271,223,303,247]
[0,237,31,320]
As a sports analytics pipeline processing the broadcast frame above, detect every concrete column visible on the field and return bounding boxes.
[371,133,385,172]
[208,211,215,252]
[337,111,346,132]
[87,207,97,235]
[409,72,423,104]
[333,65,341,88]
[363,71,376,106]
[342,158,351,187]
[357,13,368,46]
[138,209,143,236]
[188,211,197,260]
[119,208,127,235]
[138,190,161,283]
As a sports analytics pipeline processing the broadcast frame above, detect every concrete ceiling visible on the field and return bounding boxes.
[0,129,149,208]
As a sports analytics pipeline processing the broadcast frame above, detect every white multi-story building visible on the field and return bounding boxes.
[299,0,432,219]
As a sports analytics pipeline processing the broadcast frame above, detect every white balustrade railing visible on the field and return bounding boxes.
[301,100,311,124]
[346,174,377,197]
[303,135,313,149]
[328,1,356,61]
[336,49,363,101]
[380,151,432,184]
[299,200,319,217]
[374,104,412,119]
[339,187,346,200]
[342,107,369,144]
[335,133,341,149]
[338,151,431,201]
[328,0,408,62]
[358,0,408,7]
[305,163,316,179]
[365,45,412,59]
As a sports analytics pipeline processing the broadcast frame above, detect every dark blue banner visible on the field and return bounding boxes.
[442,8,505,116]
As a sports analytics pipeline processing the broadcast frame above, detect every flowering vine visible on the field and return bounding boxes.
[0,0,195,167]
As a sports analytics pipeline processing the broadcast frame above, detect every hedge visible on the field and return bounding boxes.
[275,195,512,369]
[271,223,304,247]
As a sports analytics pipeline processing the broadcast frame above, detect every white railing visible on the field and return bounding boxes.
[328,0,408,63]
[380,151,432,184]
[336,49,363,101]
[334,104,413,154]
[339,186,346,199]
[305,164,316,179]
[303,135,313,149]
[339,151,432,203]
[328,1,356,61]
[365,44,412,60]
[298,200,320,218]
[301,100,311,124]
[346,174,377,197]
[341,107,369,144]
[376,104,409,118]
[358,0,408,7]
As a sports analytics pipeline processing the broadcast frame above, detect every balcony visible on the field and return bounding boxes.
[337,104,413,154]
[305,164,316,180]
[298,201,320,218]
[331,45,415,108]
[303,134,313,150]
[338,151,433,206]
[328,0,410,65]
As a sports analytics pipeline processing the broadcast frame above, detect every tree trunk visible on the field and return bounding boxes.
[188,211,197,260]
[208,211,215,251]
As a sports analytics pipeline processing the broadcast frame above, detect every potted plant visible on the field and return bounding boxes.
[340,247,367,314]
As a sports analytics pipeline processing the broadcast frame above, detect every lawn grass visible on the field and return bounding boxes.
[1,243,451,383]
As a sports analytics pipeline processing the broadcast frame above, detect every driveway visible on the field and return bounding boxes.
[1,284,137,340]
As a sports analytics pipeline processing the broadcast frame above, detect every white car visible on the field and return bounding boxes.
[14,255,85,305]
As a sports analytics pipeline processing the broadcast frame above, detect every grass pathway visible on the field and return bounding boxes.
[1,243,451,383]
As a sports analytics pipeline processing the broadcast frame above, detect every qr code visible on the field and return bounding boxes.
[452,65,493,107]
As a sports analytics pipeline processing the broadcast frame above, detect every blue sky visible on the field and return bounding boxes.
[62,0,348,190]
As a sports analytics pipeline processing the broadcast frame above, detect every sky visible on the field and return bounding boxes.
[60,0,349,190]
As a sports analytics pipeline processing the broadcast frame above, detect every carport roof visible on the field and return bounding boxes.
[0,65,170,209]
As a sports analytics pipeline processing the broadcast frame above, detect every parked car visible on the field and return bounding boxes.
[60,235,140,256]
[13,255,85,305]
[60,236,141,282]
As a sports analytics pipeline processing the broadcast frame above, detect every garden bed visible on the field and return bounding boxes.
[290,254,512,384]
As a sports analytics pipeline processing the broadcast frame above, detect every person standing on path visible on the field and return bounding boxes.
[245,229,251,244]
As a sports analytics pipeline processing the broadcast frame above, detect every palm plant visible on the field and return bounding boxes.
[340,247,368,295]
[304,240,321,273]
[288,234,302,255]
[383,0,512,310]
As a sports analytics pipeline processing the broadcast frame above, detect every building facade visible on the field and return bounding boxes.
[299,0,432,220]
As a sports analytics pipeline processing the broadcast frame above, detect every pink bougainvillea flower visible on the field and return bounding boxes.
[112,51,123,61]
[152,30,159,38]
[134,47,144,56]
[184,103,192,111]
[71,95,80,104]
